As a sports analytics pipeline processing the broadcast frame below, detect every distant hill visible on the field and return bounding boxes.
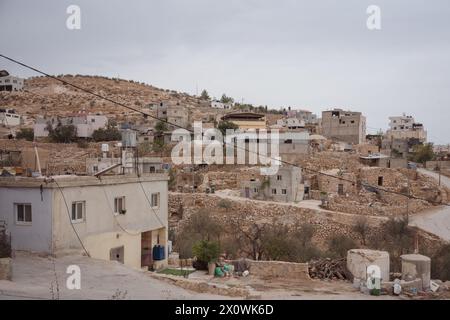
[0,75,212,124]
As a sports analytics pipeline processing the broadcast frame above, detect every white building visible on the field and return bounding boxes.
[0,108,21,126]
[385,114,427,142]
[34,113,108,138]
[276,118,305,129]
[0,174,168,269]
[0,70,24,91]
[211,100,232,110]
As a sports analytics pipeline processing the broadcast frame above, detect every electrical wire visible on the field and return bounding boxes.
[2,53,449,207]
[51,178,91,257]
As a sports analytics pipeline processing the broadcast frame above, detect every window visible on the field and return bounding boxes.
[114,196,126,214]
[151,193,160,208]
[253,188,259,193]
[277,175,282,181]
[71,201,85,222]
[93,165,98,173]
[378,176,384,186]
[272,189,277,195]
[282,189,287,195]
[15,204,32,225]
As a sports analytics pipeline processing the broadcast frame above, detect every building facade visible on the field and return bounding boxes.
[0,175,168,269]
[241,166,304,202]
[0,108,21,126]
[0,70,24,91]
[321,109,366,145]
[34,113,108,138]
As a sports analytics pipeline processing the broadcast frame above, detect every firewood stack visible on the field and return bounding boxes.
[308,258,352,280]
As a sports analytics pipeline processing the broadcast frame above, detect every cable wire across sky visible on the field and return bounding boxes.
[1,53,448,208]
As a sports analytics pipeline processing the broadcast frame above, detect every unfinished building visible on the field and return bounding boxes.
[241,166,304,202]
[321,109,366,145]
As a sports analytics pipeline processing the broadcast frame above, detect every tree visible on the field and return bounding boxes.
[200,89,210,100]
[153,121,168,155]
[410,143,434,164]
[353,216,370,246]
[220,94,234,104]
[192,240,220,264]
[92,122,121,142]
[15,128,34,141]
[327,235,357,258]
[217,120,239,135]
[431,244,450,281]
[47,122,77,143]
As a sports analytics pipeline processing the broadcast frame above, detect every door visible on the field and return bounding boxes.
[141,231,153,268]
[245,187,250,198]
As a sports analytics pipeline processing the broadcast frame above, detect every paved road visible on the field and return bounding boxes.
[0,252,230,300]
[409,169,450,241]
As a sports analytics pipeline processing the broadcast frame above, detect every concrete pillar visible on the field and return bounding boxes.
[401,254,431,291]
[346,249,390,282]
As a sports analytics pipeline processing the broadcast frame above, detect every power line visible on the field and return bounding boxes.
[2,53,448,207]
[51,178,91,257]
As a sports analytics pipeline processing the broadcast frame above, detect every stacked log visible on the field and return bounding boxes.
[308,258,351,280]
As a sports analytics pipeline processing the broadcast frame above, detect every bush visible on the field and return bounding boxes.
[431,244,450,281]
[47,123,77,143]
[192,240,220,265]
[327,235,357,258]
[0,232,11,258]
[92,126,121,142]
[16,128,34,141]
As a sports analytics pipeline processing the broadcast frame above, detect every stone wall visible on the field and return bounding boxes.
[248,260,310,279]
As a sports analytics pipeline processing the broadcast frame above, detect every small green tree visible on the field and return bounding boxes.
[353,216,370,246]
[92,123,121,142]
[327,235,357,258]
[192,240,220,264]
[410,143,434,164]
[16,128,34,141]
[217,120,239,135]
[220,94,234,104]
[200,89,210,100]
[47,122,77,143]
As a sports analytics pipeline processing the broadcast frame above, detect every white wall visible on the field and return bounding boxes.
[0,187,53,252]
[51,178,168,268]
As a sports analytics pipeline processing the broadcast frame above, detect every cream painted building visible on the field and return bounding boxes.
[221,112,267,130]
[0,174,168,269]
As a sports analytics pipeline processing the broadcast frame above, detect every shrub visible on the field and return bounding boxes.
[92,125,121,142]
[192,240,220,264]
[47,122,77,143]
[431,244,450,281]
[16,128,34,141]
[327,235,357,258]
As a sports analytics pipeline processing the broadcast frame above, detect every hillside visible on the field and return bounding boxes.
[0,75,216,125]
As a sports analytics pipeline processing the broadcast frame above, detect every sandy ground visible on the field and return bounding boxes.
[0,252,401,300]
[188,270,401,300]
[0,252,229,300]
[410,169,450,241]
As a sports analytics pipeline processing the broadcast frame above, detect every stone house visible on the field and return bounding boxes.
[241,166,304,202]
[317,169,358,196]
[321,108,366,145]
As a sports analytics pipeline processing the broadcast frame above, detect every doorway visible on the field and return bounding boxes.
[141,231,153,268]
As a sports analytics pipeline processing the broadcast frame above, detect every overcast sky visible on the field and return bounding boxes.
[1,0,449,144]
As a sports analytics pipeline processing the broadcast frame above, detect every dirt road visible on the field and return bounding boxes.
[409,169,450,241]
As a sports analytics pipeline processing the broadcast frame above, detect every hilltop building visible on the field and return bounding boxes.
[321,108,366,145]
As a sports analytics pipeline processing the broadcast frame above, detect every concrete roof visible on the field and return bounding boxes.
[0,173,168,188]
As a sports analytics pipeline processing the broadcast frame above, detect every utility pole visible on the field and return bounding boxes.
[406,175,410,223]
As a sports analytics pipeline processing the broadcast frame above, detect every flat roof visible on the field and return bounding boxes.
[0,173,168,188]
